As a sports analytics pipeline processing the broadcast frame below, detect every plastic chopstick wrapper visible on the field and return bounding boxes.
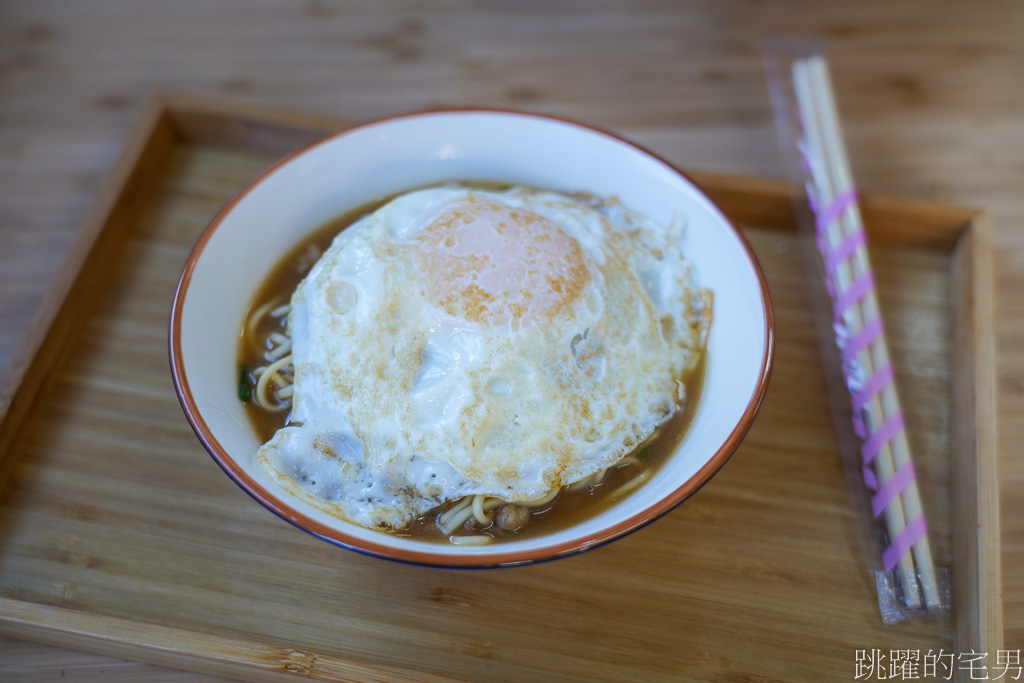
[763,42,950,624]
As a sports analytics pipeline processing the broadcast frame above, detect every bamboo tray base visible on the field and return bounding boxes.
[0,97,1000,682]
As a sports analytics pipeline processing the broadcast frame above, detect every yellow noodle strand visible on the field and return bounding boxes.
[448,535,492,546]
[245,299,280,355]
[610,470,650,499]
[254,354,293,411]
[266,338,293,360]
[472,494,495,526]
[520,488,559,508]
[438,496,472,527]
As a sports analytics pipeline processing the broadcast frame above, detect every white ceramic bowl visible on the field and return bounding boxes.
[169,109,774,567]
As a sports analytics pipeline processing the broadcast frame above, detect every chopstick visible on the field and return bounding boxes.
[791,55,941,610]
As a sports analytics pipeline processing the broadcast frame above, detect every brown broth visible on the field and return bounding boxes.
[238,188,706,544]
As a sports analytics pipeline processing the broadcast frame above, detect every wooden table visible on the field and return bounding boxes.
[0,1,1021,680]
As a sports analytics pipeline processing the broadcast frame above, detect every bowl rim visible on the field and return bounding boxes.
[168,107,775,568]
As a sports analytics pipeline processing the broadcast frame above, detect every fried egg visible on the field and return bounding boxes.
[256,185,711,530]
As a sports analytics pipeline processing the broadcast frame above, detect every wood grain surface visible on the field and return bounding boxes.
[0,1,1021,680]
[0,98,995,681]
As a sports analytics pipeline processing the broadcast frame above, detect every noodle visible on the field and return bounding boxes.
[471,495,490,525]
[432,488,562,541]
[438,503,476,534]
[253,354,293,411]
[245,299,280,355]
[437,495,473,528]
[568,469,607,491]
[449,535,492,546]
[610,470,650,499]
[245,299,296,412]
[519,488,559,508]
[266,332,292,360]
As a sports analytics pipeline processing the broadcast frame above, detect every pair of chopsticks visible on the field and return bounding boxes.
[790,55,941,610]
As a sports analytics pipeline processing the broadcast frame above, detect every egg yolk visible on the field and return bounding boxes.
[413,198,591,328]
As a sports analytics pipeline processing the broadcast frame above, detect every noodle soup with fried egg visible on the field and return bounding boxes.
[238,184,711,545]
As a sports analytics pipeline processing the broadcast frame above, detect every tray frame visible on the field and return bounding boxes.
[0,95,1001,680]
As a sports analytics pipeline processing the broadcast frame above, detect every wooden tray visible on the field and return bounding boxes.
[0,96,1000,682]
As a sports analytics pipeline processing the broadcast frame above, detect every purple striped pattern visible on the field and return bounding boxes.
[808,183,924,571]
[832,271,875,321]
[872,461,916,518]
[861,411,905,468]
[852,362,893,413]
[841,315,883,363]
[882,514,927,572]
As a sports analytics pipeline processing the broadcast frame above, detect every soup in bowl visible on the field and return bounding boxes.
[169,109,774,567]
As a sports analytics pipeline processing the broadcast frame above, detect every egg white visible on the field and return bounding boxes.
[256,185,711,530]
